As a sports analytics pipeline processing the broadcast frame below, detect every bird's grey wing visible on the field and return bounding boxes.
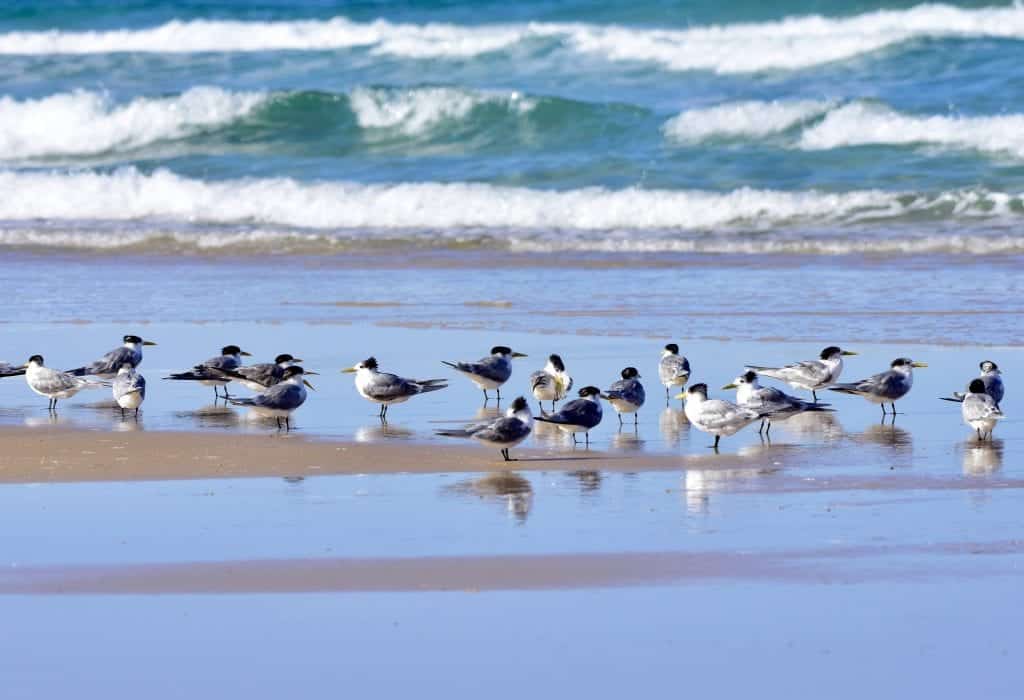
[699,400,758,429]
[660,355,690,380]
[203,355,239,371]
[364,373,416,400]
[37,370,80,393]
[963,395,1001,421]
[473,417,531,444]
[551,399,599,425]
[784,360,830,383]
[0,362,25,377]
[87,346,135,375]
[604,378,628,399]
[252,383,304,410]
[530,370,552,390]
[236,363,279,385]
[464,356,510,382]
[982,375,1005,405]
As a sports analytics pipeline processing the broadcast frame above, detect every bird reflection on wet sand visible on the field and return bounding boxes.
[443,472,533,523]
[962,438,1003,477]
[659,406,689,447]
[175,404,239,430]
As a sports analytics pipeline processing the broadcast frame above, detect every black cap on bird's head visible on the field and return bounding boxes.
[27,354,44,365]
[620,367,640,379]
[510,396,529,412]
[820,346,841,359]
[548,354,565,371]
[688,383,709,397]
[969,378,987,394]
[274,353,296,364]
[362,357,379,371]
[123,335,143,344]
[222,345,250,357]
[892,357,927,369]
[980,360,999,372]
[491,346,512,355]
[665,343,679,354]
[578,386,601,398]
[281,366,306,378]
[743,370,757,383]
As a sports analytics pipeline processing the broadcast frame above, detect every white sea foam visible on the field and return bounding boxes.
[0,87,266,160]
[2,4,1024,73]
[348,87,534,134]
[799,102,1024,158]
[663,100,834,141]
[0,168,913,230]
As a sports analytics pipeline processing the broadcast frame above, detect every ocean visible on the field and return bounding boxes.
[2,1,1024,258]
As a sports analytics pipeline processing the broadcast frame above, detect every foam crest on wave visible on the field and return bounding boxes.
[348,86,534,134]
[799,102,1024,158]
[2,4,1024,73]
[0,87,266,159]
[663,100,834,141]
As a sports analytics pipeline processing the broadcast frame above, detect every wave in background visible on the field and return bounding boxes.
[0,168,1021,255]
[2,4,1024,73]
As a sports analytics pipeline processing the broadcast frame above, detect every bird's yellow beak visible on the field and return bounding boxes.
[143,340,157,346]
[721,383,737,390]
[341,366,358,373]
[511,352,528,358]
[673,392,688,400]
[19,362,29,369]
[841,350,857,356]
[912,361,928,368]
[240,350,252,357]
[303,380,316,391]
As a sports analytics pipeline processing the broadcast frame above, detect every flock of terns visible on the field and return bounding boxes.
[0,336,1007,460]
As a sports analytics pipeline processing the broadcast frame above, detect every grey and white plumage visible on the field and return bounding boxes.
[959,378,1004,441]
[948,360,1004,408]
[659,343,690,400]
[112,363,146,417]
[436,396,533,461]
[724,370,830,435]
[23,355,109,410]
[829,357,927,414]
[344,357,447,421]
[165,344,252,398]
[227,365,313,430]
[602,367,645,425]
[442,345,527,401]
[67,335,156,378]
[529,354,573,412]
[678,383,766,449]
[533,386,603,445]
[219,353,301,392]
[747,346,857,402]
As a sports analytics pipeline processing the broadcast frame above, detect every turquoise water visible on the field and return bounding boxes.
[2,1,1024,254]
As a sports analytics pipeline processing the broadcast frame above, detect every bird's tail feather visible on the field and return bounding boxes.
[67,367,88,377]
[226,397,255,406]
[440,361,459,370]
[435,428,473,438]
[828,384,859,395]
[417,383,448,394]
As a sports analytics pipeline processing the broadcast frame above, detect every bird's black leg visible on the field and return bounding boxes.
[286,417,291,432]
[891,402,897,415]
[584,432,590,447]
[538,402,543,414]
[812,390,818,403]
[551,400,557,412]
[880,403,887,416]
[502,448,510,462]
[134,408,140,420]
[482,389,489,402]
[571,433,578,445]
[665,387,670,405]
[618,413,623,426]
[758,419,765,435]
[496,387,501,402]
[713,435,720,451]
[276,417,282,430]
[120,407,125,419]
[765,421,772,436]
[634,413,638,427]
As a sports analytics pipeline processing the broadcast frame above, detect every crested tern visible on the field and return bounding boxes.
[945,360,1004,407]
[529,354,573,413]
[958,378,1004,441]
[21,355,109,410]
[218,353,302,393]
[602,366,645,426]
[748,346,857,402]
[676,383,765,450]
[829,357,927,414]
[436,395,534,461]
[227,365,314,431]
[165,345,252,398]
[112,362,146,418]
[723,370,830,435]
[68,334,157,378]
[442,346,526,401]
[659,343,690,403]
[534,386,603,445]
[343,356,447,421]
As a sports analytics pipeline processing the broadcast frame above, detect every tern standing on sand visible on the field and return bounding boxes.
[436,396,534,461]
[165,345,252,398]
[227,366,314,431]
[22,355,108,411]
[603,367,645,426]
[829,357,926,415]
[678,383,765,450]
[529,354,573,413]
[723,370,830,435]
[443,346,527,402]
[659,343,690,403]
[534,386,604,445]
[112,362,146,418]
[747,346,857,403]
[343,357,447,421]
[68,334,157,378]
